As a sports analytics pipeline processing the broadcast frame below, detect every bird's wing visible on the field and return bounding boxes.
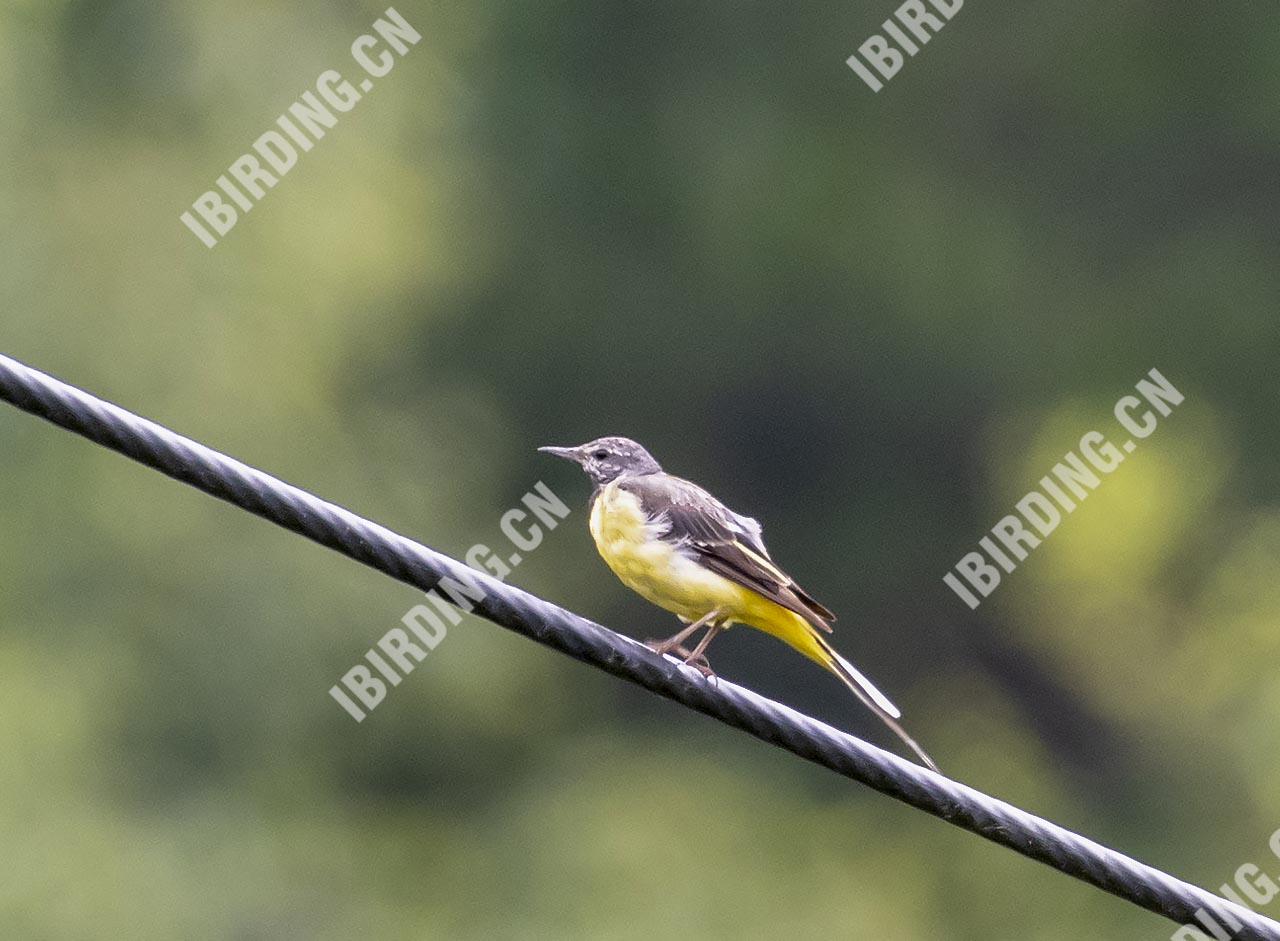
[617,474,836,630]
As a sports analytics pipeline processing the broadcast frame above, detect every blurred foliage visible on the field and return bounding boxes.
[1,1,1279,937]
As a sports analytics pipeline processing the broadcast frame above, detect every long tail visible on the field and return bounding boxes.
[812,633,939,773]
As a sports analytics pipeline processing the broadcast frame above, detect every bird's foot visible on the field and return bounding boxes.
[645,640,712,673]
[645,609,723,658]
[670,644,718,682]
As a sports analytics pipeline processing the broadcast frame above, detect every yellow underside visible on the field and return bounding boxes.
[589,481,829,669]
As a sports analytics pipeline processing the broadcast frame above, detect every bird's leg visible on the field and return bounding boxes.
[646,608,723,656]
[644,621,702,655]
[681,622,722,671]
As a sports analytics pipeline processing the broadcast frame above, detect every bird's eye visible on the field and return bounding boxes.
[593,449,609,460]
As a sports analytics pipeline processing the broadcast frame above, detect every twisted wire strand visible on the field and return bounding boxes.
[0,352,1273,940]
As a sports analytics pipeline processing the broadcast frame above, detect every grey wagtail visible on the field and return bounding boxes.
[539,436,937,772]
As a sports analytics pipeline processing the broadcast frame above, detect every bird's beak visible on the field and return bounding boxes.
[538,445,582,463]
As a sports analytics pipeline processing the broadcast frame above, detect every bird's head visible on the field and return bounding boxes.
[538,436,662,486]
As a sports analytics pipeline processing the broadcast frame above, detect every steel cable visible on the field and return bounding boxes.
[0,352,1273,940]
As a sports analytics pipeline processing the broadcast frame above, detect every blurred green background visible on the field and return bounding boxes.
[2,1,1278,938]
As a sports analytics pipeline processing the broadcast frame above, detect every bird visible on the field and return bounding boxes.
[539,435,937,772]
